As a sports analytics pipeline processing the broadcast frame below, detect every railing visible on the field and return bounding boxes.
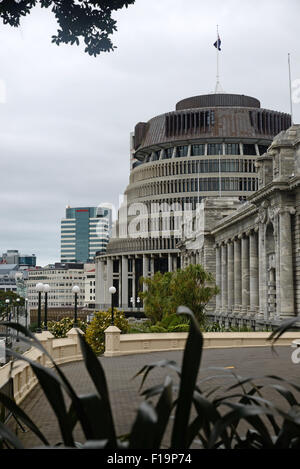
[0,329,83,405]
[104,326,300,357]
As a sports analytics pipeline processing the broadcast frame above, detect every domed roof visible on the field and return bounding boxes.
[176,93,261,111]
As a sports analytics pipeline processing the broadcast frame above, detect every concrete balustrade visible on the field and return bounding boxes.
[104,328,300,358]
[2,327,300,406]
[0,328,84,405]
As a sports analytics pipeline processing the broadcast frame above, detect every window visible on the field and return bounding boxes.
[176,146,188,157]
[191,144,205,156]
[164,148,173,159]
[207,143,223,156]
[225,143,240,155]
[243,144,256,155]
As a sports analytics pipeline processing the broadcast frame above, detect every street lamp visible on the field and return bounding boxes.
[109,286,116,325]
[25,298,28,329]
[43,284,50,331]
[16,298,20,342]
[5,299,10,348]
[72,286,80,327]
[137,296,141,313]
[130,297,135,309]
[35,282,44,333]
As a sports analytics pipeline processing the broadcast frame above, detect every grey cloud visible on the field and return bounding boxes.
[0,0,299,266]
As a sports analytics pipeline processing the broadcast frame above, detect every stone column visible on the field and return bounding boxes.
[279,208,295,317]
[258,223,267,319]
[168,253,173,272]
[241,236,250,314]
[150,257,155,276]
[215,245,221,314]
[132,257,136,307]
[221,244,228,313]
[233,238,242,313]
[227,242,234,313]
[173,255,178,272]
[249,230,259,314]
[121,256,128,309]
[143,254,148,292]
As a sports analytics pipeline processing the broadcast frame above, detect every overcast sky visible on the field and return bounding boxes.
[0,0,299,266]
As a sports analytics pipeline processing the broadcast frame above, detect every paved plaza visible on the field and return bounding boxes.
[9,346,300,448]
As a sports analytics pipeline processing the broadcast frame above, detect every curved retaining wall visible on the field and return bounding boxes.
[1,328,300,405]
[0,329,83,405]
[104,327,300,357]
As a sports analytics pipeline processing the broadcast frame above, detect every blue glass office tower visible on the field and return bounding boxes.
[61,206,112,263]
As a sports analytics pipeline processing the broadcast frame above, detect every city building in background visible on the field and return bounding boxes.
[95,92,292,312]
[0,264,19,293]
[0,264,29,295]
[84,266,96,309]
[61,206,112,264]
[0,250,36,268]
[26,263,86,311]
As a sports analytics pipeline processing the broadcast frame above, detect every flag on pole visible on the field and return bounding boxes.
[214,34,221,51]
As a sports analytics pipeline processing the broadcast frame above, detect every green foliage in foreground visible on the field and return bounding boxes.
[0,313,300,449]
[140,264,219,327]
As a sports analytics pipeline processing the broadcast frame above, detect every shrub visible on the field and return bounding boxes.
[140,265,219,327]
[128,321,152,334]
[45,318,87,338]
[149,325,168,333]
[85,309,129,355]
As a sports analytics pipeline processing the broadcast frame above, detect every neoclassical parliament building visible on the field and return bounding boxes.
[95,92,300,328]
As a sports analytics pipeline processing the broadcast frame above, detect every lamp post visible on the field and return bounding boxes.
[109,286,116,326]
[5,299,10,348]
[130,297,134,309]
[16,298,20,342]
[35,283,44,333]
[72,286,80,327]
[25,298,28,330]
[43,284,50,331]
[137,296,140,314]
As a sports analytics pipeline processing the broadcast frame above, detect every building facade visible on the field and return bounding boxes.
[95,93,291,312]
[26,263,86,311]
[0,250,36,268]
[61,206,112,263]
[180,125,300,327]
[84,266,96,309]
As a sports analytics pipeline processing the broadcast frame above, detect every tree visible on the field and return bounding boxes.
[0,291,24,316]
[0,0,135,56]
[140,264,219,326]
[139,271,173,324]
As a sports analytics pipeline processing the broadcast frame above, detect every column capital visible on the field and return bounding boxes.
[278,206,296,216]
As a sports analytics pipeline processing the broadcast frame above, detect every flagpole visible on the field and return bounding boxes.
[215,25,221,93]
[288,53,294,125]
[219,148,222,197]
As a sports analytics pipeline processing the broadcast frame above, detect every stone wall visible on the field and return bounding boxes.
[104,327,300,357]
[0,329,83,405]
